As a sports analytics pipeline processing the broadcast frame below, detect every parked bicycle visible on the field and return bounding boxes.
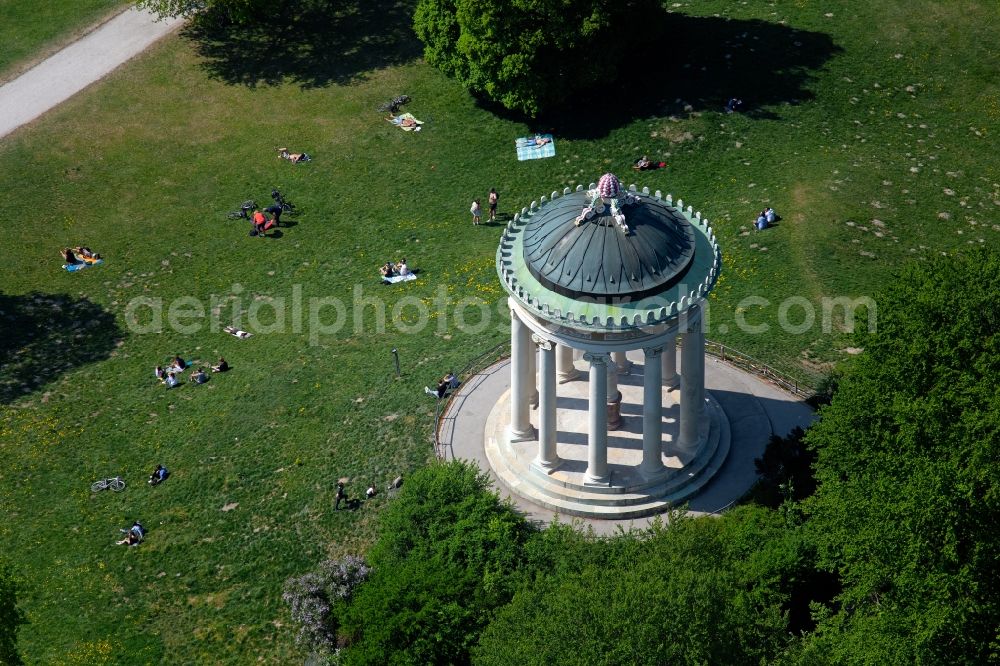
[270,189,296,214]
[91,476,126,492]
[377,94,410,114]
[227,199,258,220]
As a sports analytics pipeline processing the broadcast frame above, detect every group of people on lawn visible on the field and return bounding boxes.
[155,355,228,388]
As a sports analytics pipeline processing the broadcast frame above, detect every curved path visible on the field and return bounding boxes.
[438,354,815,536]
[0,7,184,140]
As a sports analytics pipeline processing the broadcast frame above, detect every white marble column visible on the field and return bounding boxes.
[662,336,679,389]
[677,318,705,454]
[612,351,631,376]
[584,352,610,484]
[508,308,534,442]
[640,346,666,478]
[527,338,539,408]
[534,337,559,470]
[556,344,581,383]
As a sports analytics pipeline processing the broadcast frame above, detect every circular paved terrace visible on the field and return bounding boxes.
[437,352,815,536]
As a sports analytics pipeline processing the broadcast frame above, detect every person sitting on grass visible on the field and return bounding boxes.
[164,372,179,388]
[61,248,80,265]
[396,258,410,276]
[634,155,652,170]
[190,367,207,384]
[170,356,186,372]
[366,484,377,499]
[116,521,146,546]
[155,365,165,381]
[252,210,268,236]
[72,246,101,261]
[211,357,229,373]
[756,210,768,231]
[765,207,778,225]
[148,465,169,486]
[380,261,396,278]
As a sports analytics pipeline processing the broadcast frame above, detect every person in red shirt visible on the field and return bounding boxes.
[252,209,267,236]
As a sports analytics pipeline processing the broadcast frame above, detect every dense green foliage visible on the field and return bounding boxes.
[336,461,533,664]
[802,248,1000,663]
[0,563,25,666]
[413,0,663,116]
[752,426,817,508]
[476,507,809,665]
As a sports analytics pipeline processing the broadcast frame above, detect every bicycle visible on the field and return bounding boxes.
[377,94,410,114]
[92,476,126,492]
[270,189,296,214]
[227,200,258,220]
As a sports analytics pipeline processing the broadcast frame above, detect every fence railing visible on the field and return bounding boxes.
[433,341,510,459]
[703,339,817,400]
[432,339,818,459]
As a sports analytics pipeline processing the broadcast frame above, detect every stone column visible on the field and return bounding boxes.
[677,317,705,455]
[507,307,534,442]
[584,352,610,484]
[606,353,622,430]
[612,351,631,376]
[640,346,666,478]
[527,337,539,408]
[662,336,679,389]
[534,337,559,470]
[556,344,582,383]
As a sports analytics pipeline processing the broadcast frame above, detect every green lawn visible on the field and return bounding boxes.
[0,0,998,663]
[0,0,124,82]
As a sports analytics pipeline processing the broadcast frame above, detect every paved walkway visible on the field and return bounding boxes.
[438,354,814,536]
[0,8,184,139]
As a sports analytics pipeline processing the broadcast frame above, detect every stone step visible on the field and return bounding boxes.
[486,399,732,518]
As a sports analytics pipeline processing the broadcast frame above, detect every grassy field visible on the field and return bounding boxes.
[0,0,998,662]
[0,0,124,83]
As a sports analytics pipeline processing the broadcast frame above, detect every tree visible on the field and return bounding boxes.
[135,0,292,24]
[475,507,810,665]
[336,461,535,665]
[413,0,663,116]
[801,248,1000,663]
[0,563,25,666]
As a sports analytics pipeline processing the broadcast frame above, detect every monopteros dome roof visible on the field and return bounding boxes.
[497,176,722,333]
[524,177,695,302]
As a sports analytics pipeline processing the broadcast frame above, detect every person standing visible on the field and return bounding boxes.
[471,199,482,225]
[488,188,499,222]
[335,481,347,510]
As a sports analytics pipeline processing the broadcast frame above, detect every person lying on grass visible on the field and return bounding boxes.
[277,147,311,163]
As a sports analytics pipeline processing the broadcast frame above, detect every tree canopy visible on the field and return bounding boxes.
[413,0,663,116]
[135,0,291,24]
[802,247,1000,663]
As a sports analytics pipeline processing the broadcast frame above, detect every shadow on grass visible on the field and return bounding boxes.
[183,0,422,88]
[0,293,122,404]
[480,12,842,139]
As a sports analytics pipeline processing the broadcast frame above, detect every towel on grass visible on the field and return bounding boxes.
[388,113,423,131]
[516,135,556,161]
[383,273,417,284]
[63,259,104,272]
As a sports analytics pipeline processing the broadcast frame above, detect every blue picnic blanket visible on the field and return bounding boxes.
[383,273,417,284]
[63,259,103,272]
[516,135,556,161]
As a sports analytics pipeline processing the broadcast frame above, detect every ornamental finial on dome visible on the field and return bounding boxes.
[574,173,639,234]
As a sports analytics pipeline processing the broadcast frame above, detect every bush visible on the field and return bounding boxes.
[283,556,371,656]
